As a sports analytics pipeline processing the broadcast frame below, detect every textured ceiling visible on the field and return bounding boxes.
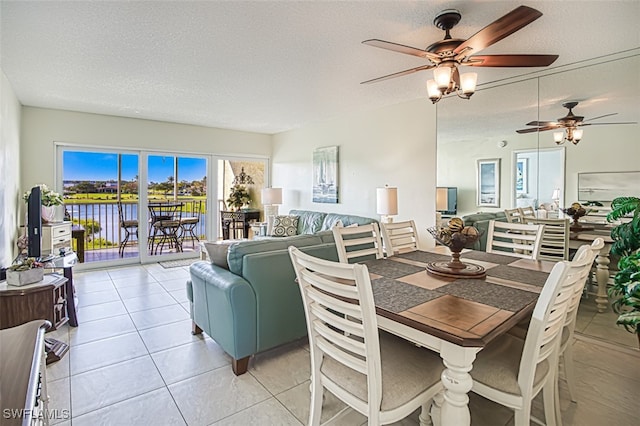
[1,1,639,135]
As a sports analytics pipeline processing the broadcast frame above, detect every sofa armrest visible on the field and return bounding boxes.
[189,261,257,360]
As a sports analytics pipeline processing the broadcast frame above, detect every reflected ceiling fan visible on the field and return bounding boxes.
[516,101,637,145]
[361,5,558,103]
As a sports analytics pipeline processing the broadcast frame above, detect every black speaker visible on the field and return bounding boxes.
[27,186,42,258]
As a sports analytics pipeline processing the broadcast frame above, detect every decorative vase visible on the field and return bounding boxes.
[41,205,56,223]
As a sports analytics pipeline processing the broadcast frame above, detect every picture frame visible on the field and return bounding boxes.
[477,158,501,207]
[312,146,339,203]
[516,158,528,194]
[578,171,640,201]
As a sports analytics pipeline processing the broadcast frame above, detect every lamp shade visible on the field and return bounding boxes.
[551,188,561,200]
[261,187,282,205]
[376,186,398,216]
[436,187,449,211]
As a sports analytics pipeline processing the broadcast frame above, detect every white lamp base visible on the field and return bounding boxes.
[380,215,394,224]
[264,204,280,235]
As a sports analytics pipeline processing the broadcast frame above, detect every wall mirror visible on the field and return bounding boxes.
[437,51,639,217]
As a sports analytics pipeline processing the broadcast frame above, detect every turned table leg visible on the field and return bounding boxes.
[595,252,611,313]
[439,342,478,426]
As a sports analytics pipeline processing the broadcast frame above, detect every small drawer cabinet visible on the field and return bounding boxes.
[42,222,72,256]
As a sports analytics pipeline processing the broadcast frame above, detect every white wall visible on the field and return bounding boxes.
[0,69,22,267]
[272,99,437,247]
[20,107,272,191]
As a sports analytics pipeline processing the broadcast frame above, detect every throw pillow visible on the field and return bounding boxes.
[204,241,237,270]
[271,215,299,237]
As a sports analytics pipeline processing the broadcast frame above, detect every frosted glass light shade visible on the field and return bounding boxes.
[376,186,398,216]
[426,79,440,100]
[261,187,282,205]
[434,67,452,89]
[573,129,583,143]
[553,131,564,143]
[460,72,477,94]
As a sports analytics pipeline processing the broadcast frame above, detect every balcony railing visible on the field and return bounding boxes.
[64,199,206,261]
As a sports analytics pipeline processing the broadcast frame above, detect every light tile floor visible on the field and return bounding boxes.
[44,264,640,425]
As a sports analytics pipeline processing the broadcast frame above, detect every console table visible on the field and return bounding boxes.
[221,209,261,239]
[0,274,70,364]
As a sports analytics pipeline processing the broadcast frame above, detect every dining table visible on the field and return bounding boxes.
[361,246,555,426]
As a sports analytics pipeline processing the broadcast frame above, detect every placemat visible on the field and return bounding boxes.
[438,279,538,312]
[486,265,549,287]
[394,251,451,264]
[371,277,443,313]
[461,251,518,265]
[362,259,424,279]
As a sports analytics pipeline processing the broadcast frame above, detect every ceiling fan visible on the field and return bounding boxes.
[361,5,558,103]
[516,101,637,144]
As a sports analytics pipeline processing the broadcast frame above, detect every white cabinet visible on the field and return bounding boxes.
[42,222,72,255]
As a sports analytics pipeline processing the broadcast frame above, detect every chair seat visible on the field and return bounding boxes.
[121,220,138,228]
[180,217,199,225]
[472,334,549,396]
[321,331,443,411]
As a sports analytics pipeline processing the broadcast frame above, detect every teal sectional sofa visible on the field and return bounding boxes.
[186,210,377,375]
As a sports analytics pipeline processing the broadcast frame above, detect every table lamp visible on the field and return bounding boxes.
[551,188,561,210]
[262,187,282,234]
[376,185,398,223]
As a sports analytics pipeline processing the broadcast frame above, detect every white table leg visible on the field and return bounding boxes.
[595,252,610,313]
[439,342,478,426]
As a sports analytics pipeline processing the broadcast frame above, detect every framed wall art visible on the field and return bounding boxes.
[477,158,501,207]
[578,171,640,201]
[312,145,339,203]
[516,158,528,194]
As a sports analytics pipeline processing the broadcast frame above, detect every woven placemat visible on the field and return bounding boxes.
[371,277,443,313]
[362,259,424,279]
[486,265,549,287]
[394,251,451,264]
[461,251,519,265]
[438,279,538,312]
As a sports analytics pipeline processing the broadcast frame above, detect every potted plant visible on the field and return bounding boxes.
[6,257,45,286]
[23,184,64,222]
[606,196,640,346]
[226,184,251,211]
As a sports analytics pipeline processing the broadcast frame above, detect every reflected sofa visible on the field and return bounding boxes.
[186,210,377,375]
[461,211,508,251]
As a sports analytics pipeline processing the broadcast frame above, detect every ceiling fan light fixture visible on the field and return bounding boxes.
[459,72,477,96]
[426,79,441,103]
[434,66,452,90]
[553,131,565,144]
[572,128,583,144]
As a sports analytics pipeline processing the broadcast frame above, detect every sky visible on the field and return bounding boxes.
[63,151,206,183]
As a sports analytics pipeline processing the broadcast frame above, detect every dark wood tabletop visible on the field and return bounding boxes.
[364,247,555,348]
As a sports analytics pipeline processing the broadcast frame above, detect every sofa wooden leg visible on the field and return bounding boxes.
[232,356,250,375]
[191,321,203,335]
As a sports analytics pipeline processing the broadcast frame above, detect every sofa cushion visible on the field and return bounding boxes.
[227,233,325,275]
[320,213,377,231]
[289,210,327,234]
[271,215,299,237]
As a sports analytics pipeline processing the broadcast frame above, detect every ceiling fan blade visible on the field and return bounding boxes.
[583,121,638,126]
[526,120,559,127]
[360,64,435,84]
[362,39,439,61]
[516,125,561,134]
[583,113,618,122]
[466,54,558,67]
[453,5,543,56]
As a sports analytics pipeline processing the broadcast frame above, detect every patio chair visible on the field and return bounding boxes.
[288,246,443,425]
[117,202,138,257]
[180,200,202,249]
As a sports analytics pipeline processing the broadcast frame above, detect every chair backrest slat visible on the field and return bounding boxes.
[380,220,419,255]
[486,220,544,260]
[333,222,384,263]
[525,217,570,261]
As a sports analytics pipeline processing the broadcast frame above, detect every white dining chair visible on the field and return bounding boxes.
[554,238,604,422]
[525,217,570,261]
[470,259,574,426]
[486,220,544,259]
[332,222,384,263]
[504,208,523,223]
[380,220,419,256]
[288,246,444,426]
[518,206,536,219]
